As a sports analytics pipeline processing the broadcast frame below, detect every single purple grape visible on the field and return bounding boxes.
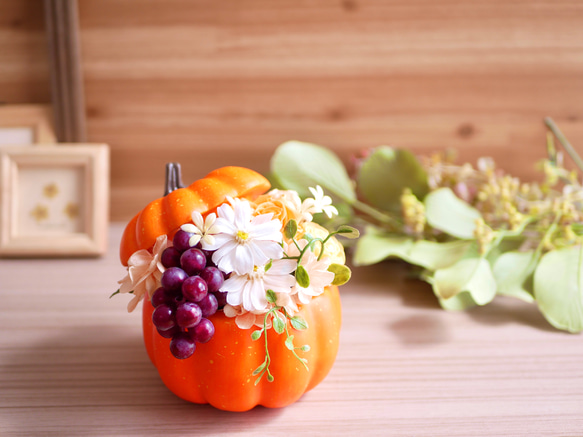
[182,275,208,302]
[161,247,182,268]
[152,304,176,331]
[200,266,224,293]
[156,325,181,339]
[161,267,188,292]
[190,318,215,343]
[198,293,218,317]
[176,302,203,329]
[213,291,228,308]
[180,248,206,276]
[170,333,196,359]
[173,229,194,252]
[151,287,167,308]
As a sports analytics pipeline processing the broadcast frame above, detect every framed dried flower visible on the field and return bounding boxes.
[0,144,109,257]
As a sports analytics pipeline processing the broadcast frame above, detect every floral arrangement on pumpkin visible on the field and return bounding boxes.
[115,184,356,383]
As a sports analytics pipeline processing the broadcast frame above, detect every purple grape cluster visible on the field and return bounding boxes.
[151,229,228,359]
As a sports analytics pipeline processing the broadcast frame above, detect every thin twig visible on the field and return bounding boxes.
[544,117,583,173]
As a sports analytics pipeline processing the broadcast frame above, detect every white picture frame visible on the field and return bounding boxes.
[0,144,109,257]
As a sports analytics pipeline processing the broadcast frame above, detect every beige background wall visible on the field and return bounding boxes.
[2,0,583,220]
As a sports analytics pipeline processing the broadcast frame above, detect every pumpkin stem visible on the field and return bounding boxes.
[164,162,185,195]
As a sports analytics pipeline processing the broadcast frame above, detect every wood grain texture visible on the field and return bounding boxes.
[1,223,582,436]
[0,0,50,104]
[74,0,583,220]
[3,0,583,220]
[0,104,56,143]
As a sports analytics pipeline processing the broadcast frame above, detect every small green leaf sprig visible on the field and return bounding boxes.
[251,289,310,385]
[284,218,358,288]
[270,118,583,333]
[252,219,358,384]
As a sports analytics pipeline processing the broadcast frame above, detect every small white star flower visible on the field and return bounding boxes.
[180,211,219,248]
[307,185,338,218]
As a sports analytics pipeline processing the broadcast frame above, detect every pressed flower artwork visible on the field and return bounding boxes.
[18,167,84,235]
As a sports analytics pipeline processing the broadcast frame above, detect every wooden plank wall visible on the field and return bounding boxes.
[2,0,583,220]
[0,0,50,104]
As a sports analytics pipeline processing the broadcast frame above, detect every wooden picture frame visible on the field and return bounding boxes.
[0,144,109,257]
[0,104,57,145]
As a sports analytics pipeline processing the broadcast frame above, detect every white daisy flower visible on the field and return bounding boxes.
[180,211,219,247]
[205,197,284,275]
[221,259,297,312]
[307,185,338,218]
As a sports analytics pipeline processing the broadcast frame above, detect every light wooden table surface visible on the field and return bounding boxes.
[1,223,582,436]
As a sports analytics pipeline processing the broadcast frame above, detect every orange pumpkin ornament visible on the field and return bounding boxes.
[142,285,341,411]
[118,164,346,411]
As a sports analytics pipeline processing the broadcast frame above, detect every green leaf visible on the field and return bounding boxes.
[424,187,482,239]
[492,250,536,303]
[334,225,360,239]
[271,141,356,202]
[284,335,295,350]
[295,265,310,288]
[284,219,298,240]
[267,374,274,382]
[439,291,478,311]
[264,259,273,272]
[301,345,311,352]
[408,240,472,271]
[109,289,121,299]
[273,315,286,334]
[353,226,415,266]
[290,316,308,331]
[251,329,263,341]
[354,226,472,269]
[534,246,583,333]
[252,361,266,375]
[357,146,429,212]
[328,263,352,286]
[433,256,497,305]
[265,289,277,304]
[486,237,525,266]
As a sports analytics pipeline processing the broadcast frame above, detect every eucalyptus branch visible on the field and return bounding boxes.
[351,198,401,228]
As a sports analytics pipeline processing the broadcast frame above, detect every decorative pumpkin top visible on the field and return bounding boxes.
[120,165,271,266]
[115,163,357,389]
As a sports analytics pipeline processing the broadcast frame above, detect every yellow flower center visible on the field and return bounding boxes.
[236,230,249,242]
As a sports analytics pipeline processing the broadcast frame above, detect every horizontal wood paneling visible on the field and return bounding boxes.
[76,0,583,220]
[0,0,50,104]
[2,1,583,220]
